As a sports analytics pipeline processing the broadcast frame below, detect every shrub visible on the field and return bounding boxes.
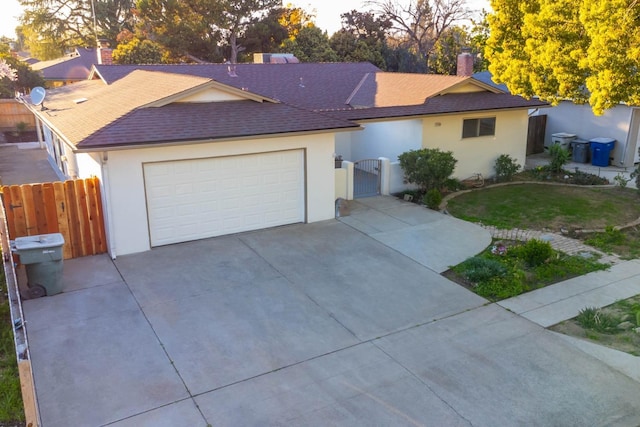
[423,189,442,209]
[576,307,619,333]
[474,270,527,300]
[456,256,507,283]
[549,144,570,173]
[398,148,458,192]
[494,154,521,182]
[512,239,553,267]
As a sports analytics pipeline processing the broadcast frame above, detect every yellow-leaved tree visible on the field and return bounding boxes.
[486,0,640,115]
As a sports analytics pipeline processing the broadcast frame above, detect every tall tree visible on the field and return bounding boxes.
[136,0,222,62]
[330,10,391,68]
[486,0,640,115]
[18,0,134,54]
[366,0,471,71]
[135,0,281,63]
[190,0,281,63]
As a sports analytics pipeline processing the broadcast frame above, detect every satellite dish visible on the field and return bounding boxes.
[30,86,48,110]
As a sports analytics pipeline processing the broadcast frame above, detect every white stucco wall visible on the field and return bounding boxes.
[348,119,423,162]
[541,102,635,167]
[335,132,352,160]
[422,110,529,179]
[82,134,336,256]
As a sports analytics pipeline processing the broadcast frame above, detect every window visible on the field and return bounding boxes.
[462,117,496,138]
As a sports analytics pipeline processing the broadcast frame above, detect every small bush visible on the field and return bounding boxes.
[570,171,609,185]
[549,144,570,173]
[494,154,521,182]
[576,307,619,333]
[423,189,442,209]
[456,256,507,283]
[398,148,458,192]
[512,239,553,267]
[474,270,527,300]
[444,178,463,192]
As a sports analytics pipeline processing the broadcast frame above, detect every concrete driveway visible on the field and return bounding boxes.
[22,199,640,426]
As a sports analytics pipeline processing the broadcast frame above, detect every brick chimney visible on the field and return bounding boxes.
[456,49,474,77]
[97,39,113,65]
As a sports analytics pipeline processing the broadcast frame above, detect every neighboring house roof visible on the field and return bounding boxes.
[31,48,98,81]
[472,71,510,93]
[26,62,548,151]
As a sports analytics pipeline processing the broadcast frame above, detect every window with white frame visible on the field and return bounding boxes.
[462,117,496,138]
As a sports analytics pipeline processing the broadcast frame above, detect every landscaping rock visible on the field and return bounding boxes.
[616,321,635,331]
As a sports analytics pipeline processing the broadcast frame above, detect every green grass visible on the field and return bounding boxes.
[0,266,25,423]
[584,226,640,259]
[451,239,609,301]
[446,184,640,231]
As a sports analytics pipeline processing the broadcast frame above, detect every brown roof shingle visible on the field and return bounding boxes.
[346,73,471,108]
[77,101,358,149]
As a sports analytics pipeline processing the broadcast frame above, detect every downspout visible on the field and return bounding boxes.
[100,151,117,259]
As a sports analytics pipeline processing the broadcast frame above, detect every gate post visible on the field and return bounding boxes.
[378,157,390,196]
[343,160,354,200]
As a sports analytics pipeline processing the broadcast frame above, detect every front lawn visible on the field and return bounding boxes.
[445,184,640,231]
[445,239,609,301]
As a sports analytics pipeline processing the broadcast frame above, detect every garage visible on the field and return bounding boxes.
[143,150,305,246]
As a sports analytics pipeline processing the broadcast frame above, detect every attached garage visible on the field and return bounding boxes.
[143,150,305,246]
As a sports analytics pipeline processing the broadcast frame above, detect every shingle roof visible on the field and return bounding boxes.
[32,70,212,145]
[346,73,471,108]
[328,92,549,121]
[29,63,548,151]
[31,48,98,81]
[92,63,382,110]
[77,101,358,149]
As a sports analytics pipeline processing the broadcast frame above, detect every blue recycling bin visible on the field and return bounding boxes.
[589,138,615,167]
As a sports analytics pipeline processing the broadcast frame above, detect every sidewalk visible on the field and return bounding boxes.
[499,260,640,382]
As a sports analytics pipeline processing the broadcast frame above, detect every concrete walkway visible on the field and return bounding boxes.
[0,143,62,185]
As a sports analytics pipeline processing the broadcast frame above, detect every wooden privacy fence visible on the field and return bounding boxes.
[1,177,107,259]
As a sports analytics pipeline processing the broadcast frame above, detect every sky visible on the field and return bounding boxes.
[0,0,491,40]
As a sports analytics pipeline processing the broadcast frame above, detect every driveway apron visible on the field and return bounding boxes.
[21,197,640,426]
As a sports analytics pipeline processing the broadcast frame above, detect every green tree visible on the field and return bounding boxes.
[429,26,470,75]
[136,0,281,63]
[112,37,165,64]
[282,26,338,62]
[486,0,640,115]
[330,10,390,68]
[136,0,223,62]
[0,53,45,98]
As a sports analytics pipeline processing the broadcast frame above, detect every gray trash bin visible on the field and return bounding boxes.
[571,138,590,163]
[14,233,65,297]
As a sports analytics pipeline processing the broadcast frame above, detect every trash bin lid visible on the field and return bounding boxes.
[552,132,577,138]
[572,138,588,143]
[589,137,616,143]
[14,233,65,251]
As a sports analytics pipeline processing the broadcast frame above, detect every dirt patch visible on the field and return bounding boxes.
[2,131,38,143]
[550,295,640,356]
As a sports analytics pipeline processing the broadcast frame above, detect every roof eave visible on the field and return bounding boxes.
[74,125,363,153]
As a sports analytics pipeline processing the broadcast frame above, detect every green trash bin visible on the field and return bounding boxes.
[14,233,65,297]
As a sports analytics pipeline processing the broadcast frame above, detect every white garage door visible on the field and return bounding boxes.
[144,150,305,246]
